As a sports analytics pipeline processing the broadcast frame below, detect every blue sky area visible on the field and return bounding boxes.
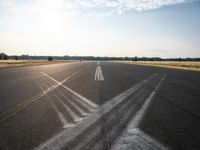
[0,0,200,57]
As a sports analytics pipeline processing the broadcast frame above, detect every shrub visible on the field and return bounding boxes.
[48,57,53,61]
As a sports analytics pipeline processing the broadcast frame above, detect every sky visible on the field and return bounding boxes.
[0,0,200,57]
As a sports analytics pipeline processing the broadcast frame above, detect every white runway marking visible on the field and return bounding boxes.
[62,85,98,109]
[41,72,71,87]
[50,100,73,129]
[111,74,168,150]
[42,72,98,109]
[97,61,100,65]
[0,73,75,123]
[59,92,88,117]
[70,94,96,112]
[33,74,157,150]
[129,74,167,128]
[111,128,168,150]
[94,66,104,81]
[59,100,82,122]
[67,99,88,117]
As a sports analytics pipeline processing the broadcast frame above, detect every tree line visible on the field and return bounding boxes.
[0,53,200,61]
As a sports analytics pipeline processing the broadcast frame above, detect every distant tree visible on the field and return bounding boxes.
[48,56,53,61]
[150,58,155,61]
[14,56,19,60]
[4,54,8,60]
[124,57,129,61]
[186,57,190,61]
[134,56,138,61]
[0,53,3,60]
[0,53,8,60]
[21,55,29,60]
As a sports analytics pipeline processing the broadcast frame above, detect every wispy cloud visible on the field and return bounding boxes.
[63,0,194,15]
[0,0,196,16]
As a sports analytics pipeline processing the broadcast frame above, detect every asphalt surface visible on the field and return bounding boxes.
[0,61,200,150]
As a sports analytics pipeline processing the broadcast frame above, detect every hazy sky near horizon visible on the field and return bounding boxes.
[0,0,200,57]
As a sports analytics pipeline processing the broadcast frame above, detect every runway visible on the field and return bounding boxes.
[0,61,200,150]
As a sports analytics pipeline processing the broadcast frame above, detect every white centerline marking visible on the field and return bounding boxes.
[94,66,104,81]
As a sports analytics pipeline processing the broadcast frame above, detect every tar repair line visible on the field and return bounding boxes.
[33,74,157,150]
[94,62,104,81]
[41,72,98,109]
[111,74,168,150]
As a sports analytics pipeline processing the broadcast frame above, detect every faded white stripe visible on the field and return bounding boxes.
[59,92,88,117]
[111,74,167,150]
[70,93,95,112]
[42,72,98,109]
[129,74,167,128]
[33,74,157,150]
[50,100,73,129]
[59,100,82,122]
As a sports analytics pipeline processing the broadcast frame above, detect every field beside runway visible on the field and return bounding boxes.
[119,61,200,71]
[0,60,75,69]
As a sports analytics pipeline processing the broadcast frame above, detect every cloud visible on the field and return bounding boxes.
[65,0,197,15]
[0,0,196,16]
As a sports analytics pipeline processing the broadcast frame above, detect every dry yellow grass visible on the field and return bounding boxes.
[0,60,75,69]
[119,61,200,71]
